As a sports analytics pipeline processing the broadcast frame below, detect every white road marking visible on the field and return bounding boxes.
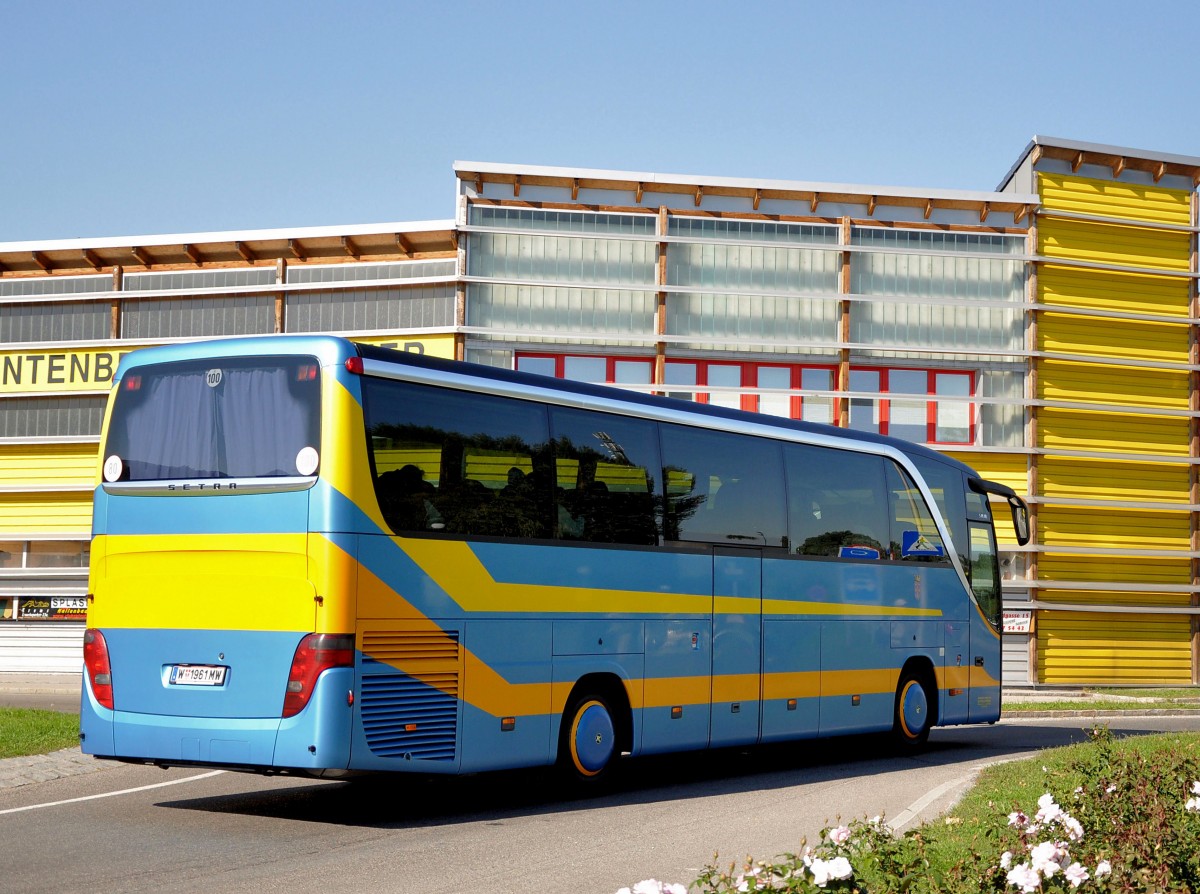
[0,770,226,815]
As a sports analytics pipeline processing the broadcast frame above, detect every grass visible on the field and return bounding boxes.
[0,707,80,759]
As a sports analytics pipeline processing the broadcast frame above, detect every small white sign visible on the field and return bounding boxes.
[103,454,123,482]
[1003,609,1032,634]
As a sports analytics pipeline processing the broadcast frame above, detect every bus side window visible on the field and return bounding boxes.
[660,425,786,547]
[548,407,660,545]
[885,461,947,562]
[785,444,888,559]
[363,379,554,539]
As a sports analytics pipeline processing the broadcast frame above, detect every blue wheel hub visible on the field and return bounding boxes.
[900,681,928,738]
[571,701,615,775]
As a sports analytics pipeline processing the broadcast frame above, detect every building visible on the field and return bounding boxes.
[1,135,1196,686]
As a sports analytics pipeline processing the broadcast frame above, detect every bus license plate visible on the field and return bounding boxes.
[169,665,227,686]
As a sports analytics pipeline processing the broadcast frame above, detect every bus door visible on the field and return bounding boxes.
[711,546,763,747]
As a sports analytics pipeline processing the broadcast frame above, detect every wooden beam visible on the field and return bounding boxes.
[340,237,360,260]
[130,246,152,267]
[867,195,877,216]
[810,192,820,213]
[1031,145,1043,166]
[82,249,103,271]
[635,182,644,204]
[474,175,484,195]
[235,242,255,263]
[1112,156,1126,178]
[694,185,703,207]
[1072,151,1084,173]
[979,202,990,223]
[31,251,51,272]
[288,239,307,261]
[1015,204,1029,224]
[394,233,413,255]
[1155,161,1166,183]
[753,189,761,211]
[571,178,580,200]
[183,244,203,265]
[513,175,521,197]
[923,199,933,220]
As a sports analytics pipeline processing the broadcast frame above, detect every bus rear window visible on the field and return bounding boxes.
[103,356,321,481]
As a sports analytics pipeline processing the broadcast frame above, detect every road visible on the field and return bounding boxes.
[2,715,1199,894]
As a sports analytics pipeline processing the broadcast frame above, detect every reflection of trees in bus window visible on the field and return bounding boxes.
[785,444,889,559]
[362,379,553,538]
[549,407,660,545]
[660,425,786,547]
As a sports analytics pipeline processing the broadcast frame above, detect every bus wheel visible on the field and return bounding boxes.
[892,671,933,749]
[558,693,617,785]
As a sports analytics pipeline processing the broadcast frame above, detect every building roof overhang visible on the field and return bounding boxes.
[454,160,1039,223]
[0,219,458,276]
[998,135,1200,191]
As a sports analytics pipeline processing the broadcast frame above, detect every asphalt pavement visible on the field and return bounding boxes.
[2,673,1198,793]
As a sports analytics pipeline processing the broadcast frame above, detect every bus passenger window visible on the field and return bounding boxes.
[549,407,660,545]
[362,378,554,539]
[785,444,888,559]
[660,425,786,547]
[885,461,947,562]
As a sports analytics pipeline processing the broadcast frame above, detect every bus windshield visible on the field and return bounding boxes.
[103,355,322,482]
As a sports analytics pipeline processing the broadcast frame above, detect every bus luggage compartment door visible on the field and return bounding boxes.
[711,548,763,748]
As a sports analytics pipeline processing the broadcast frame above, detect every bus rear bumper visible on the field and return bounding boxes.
[79,667,354,773]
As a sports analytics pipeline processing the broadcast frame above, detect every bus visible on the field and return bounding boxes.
[81,335,1029,781]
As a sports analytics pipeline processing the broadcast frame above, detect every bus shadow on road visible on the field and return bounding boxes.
[154,720,1136,828]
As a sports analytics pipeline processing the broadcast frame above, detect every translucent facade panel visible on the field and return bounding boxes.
[664,361,696,402]
[285,285,455,332]
[850,300,1023,355]
[287,260,456,284]
[851,251,1025,302]
[0,396,106,438]
[707,364,741,408]
[888,369,928,443]
[665,292,839,352]
[757,366,791,417]
[470,205,657,236]
[124,268,276,291]
[852,228,1025,255]
[801,368,834,425]
[0,276,107,298]
[465,347,513,369]
[935,373,972,442]
[0,302,110,342]
[614,360,651,385]
[564,356,606,383]
[467,232,656,286]
[468,283,655,336]
[121,296,274,338]
[666,242,840,292]
[980,369,1025,448]
[27,540,89,568]
[849,369,880,434]
[668,218,838,245]
[516,356,555,377]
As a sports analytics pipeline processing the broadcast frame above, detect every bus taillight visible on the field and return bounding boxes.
[83,628,114,710]
[282,633,354,718]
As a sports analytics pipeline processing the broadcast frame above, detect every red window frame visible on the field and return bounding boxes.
[513,353,976,446]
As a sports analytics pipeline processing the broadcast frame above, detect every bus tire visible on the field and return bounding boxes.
[557,692,618,786]
[891,669,934,749]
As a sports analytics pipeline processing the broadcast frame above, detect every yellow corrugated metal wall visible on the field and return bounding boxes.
[0,444,95,535]
[1035,172,1194,684]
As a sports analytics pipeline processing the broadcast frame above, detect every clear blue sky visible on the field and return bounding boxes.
[4,0,1199,243]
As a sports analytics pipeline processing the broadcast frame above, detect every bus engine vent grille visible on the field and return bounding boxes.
[360,630,460,761]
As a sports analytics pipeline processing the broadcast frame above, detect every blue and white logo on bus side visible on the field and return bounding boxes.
[901,530,944,558]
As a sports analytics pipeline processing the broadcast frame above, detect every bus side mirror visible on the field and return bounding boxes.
[1008,496,1030,546]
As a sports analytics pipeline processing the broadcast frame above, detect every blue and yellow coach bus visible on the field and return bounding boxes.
[81,335,1029,781]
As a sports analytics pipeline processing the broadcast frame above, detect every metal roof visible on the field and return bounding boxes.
[0,219,458,276]
[455,160,1039,222]
[998,136,1200,191]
